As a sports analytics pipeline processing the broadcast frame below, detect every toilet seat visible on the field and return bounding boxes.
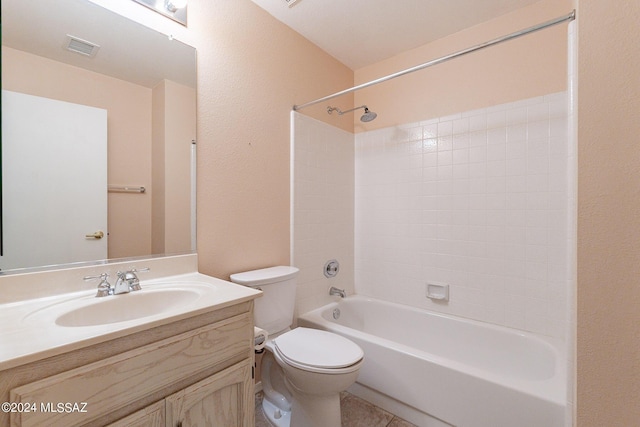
[273,327,363,374]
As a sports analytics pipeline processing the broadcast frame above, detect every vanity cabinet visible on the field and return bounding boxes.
[106,360,252,427]
[2,302,255,427]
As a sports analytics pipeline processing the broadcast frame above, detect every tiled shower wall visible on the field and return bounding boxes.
[355,93,571,338]
[291,112,355,316]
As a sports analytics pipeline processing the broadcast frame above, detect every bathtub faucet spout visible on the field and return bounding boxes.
[329,286,346,298]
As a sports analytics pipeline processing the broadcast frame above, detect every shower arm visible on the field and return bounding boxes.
[327,105,368,115]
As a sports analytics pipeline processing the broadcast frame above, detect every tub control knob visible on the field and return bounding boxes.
[324,259,340,278]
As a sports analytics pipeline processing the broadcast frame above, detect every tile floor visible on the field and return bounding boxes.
[255,391,417,427]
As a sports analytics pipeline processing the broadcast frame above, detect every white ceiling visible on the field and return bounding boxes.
[250,0,543,69]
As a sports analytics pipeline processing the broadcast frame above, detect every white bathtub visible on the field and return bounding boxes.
[298,295,566,427]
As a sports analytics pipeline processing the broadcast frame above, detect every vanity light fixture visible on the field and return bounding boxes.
[131,0,188,26]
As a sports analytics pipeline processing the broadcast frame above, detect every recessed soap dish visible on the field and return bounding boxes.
[426,282,449,302]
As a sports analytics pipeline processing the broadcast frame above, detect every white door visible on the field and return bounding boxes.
[1,90,108,271]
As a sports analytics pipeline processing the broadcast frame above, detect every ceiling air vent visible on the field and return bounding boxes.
[65,35,100,58]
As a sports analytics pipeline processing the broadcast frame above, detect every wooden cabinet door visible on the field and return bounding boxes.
[165,359,254,427]
[9,315,251,427]
[106,400,165,427]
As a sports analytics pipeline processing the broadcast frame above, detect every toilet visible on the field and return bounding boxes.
[230,266,363,427]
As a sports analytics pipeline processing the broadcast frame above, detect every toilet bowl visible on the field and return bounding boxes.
[271,327,364,427]
[230,266,364,427]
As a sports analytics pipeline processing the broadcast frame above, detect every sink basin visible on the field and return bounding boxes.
[55,288,201,327]
[22,282,217,328]
[3,271,262,369]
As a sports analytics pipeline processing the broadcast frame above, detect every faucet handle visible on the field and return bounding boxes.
[83,273,107,281]
[126,267,150,291]
[84,273,112,297]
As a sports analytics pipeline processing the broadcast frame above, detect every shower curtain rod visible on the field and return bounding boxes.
[292,10,575,111]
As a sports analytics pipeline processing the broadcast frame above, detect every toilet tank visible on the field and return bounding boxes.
[230,266,299,336]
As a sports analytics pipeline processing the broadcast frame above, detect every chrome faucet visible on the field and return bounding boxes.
[84,267,149,297]
[329,286,346,298]
[113,267,149,295]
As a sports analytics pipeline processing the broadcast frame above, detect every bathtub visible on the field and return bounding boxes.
[298,296,566,427]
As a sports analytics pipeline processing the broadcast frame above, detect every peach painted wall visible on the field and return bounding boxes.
[152,80,196,254]
[575,1,640,425]
[182,0,353,279]
[163,80,196,254]
[2,46,153,259]
[151,82,167,254]
[353,0,571,132]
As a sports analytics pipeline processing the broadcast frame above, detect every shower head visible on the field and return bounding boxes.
[360,107,377,122]
[327,105,377,122]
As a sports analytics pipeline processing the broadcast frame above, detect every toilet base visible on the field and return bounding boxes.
[289,388,341,427]
[262,397,291,427]
[261,391,342,427]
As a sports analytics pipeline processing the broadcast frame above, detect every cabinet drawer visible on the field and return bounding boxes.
[10,312,251,427]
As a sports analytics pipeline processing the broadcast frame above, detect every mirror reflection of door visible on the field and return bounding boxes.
[2,0,197,272]
[1,90,107,270]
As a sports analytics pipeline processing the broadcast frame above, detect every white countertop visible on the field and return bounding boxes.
[0,271,261,371]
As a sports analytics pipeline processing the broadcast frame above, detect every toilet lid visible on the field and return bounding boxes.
[274,327,364,369]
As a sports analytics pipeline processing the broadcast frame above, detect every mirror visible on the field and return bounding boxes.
[1,0,197,273]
